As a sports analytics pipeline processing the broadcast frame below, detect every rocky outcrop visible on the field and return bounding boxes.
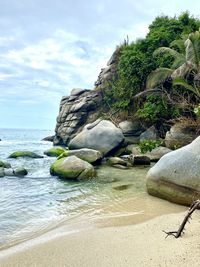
[54,47,121,146]
[68,120,124,156]
[94,46,121,88]
[54,88,102,145]
[146,136,200,206]
[50,155,96,180]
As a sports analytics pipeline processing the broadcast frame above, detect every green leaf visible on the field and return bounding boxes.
[146,68,173,89]
[173,77,200,98]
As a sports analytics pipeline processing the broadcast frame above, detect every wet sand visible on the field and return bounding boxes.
[1,210,200,267]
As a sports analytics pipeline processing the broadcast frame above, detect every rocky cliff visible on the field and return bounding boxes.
[54,46,121,145]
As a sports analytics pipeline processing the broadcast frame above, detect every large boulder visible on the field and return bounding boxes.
[44,146,67,157]
[58,148,102,164]
[68,120,124,156]
[8,151,43,159]
[118,120,144,136]
[50,156,95,180]
[146,136,200,206]
[165,123,197,149]
[140,126,158,142]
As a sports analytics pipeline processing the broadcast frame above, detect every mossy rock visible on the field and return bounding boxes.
[0,160,11,168]
[58,148,102,164]
[8,151,43,159]
[44,146,67,157]
[50,155,96,180]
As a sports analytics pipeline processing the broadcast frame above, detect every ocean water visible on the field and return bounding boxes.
[0,128,184,250]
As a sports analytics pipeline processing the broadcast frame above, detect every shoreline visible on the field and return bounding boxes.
[1,210,200,267]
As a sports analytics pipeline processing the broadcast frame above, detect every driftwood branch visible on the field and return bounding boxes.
[163,199,200,238]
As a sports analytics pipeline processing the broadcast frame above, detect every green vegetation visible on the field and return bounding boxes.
[103,12,200,128]
[139,140,163,154]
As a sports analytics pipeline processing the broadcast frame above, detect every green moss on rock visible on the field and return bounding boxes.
[50,155,96,180]
[44,146,67,157]
[8,151,43,158]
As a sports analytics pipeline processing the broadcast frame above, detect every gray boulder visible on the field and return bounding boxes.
[50,155,96,180]
[14,168,28,177]
[4,168,14,176]
[140,126,158,142]
[68,120,124,156]
[58,148,102,164]
[165,123,197,149]
[146,136,200,206]
[119,120,144,136]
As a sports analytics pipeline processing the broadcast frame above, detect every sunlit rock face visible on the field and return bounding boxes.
[146,136,200,206]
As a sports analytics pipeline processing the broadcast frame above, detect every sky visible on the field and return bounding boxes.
[0,0,200,129]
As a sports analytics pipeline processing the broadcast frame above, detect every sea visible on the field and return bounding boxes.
[0,128,184,250]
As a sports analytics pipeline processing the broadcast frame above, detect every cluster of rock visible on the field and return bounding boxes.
[47,119,175,180]
[0,160,27,178]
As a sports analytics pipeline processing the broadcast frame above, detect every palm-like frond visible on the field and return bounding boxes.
[171,62,193,79]
[146,68,173,89]
[185,30,200,71]
[173,77,200,98]
[171,55,186,69]
[153,47,181,58]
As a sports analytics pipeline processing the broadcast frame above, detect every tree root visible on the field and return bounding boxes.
[163,199,200,238]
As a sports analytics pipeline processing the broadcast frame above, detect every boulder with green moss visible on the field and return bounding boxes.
[50,155,96,180]
[58,148,102,164]
[8,151,43,159]
[44,146,67,157]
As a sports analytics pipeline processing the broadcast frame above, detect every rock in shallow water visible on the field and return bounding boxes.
[8,151,43,159]
[146,136,200,206]
[58,148,102,164]
[0,160,11,168]
[44,146,67,157]
[50,155,96,180]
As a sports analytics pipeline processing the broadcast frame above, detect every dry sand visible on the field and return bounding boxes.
[1,210,200,267]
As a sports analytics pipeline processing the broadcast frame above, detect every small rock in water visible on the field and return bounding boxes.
[113,184,132,191]
[4,168,14,176]
[0,168,4,177]
[8,151,43,159]
[14,168,28,177]
[0,160,11,168]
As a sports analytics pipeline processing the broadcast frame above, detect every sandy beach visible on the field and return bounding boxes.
[1,210,200,267]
